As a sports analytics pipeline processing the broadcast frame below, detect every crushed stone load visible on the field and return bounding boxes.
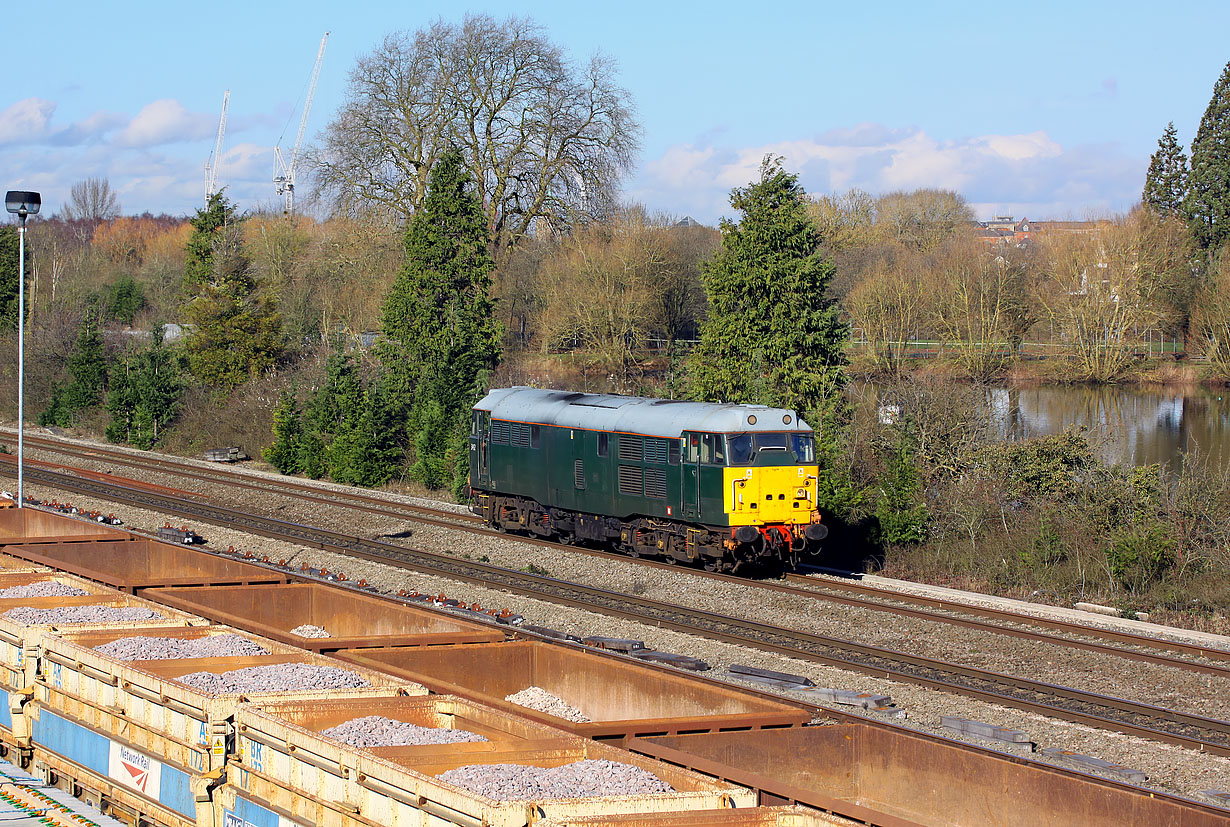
[504,686,591,723]
[0,582,91,599]
[94,634,271,661]
[3,606,164,625]
[437,759,674,801]
[290,624,331,638]
[321,715,487,747]
[176,662,371,694]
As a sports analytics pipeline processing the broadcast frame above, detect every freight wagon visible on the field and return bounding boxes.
[468,388,828,573]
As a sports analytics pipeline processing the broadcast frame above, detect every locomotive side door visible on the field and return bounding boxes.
[474,411,491,488]
[681,432,701,519]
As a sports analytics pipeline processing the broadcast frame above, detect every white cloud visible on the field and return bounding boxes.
[644,144,717,189]
[220,142,274,181]
[116,99,215,147]
[0,98,56,144]
[634,125,1143,224]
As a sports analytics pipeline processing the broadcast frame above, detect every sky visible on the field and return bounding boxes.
[3,0,1228,225]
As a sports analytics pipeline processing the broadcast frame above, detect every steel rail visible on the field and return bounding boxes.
[9,434,1230,678]
[786,570,1230,662]
[8,463,1230,758]
[3,431,475,525]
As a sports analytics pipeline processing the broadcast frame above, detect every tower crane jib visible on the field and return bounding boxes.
[204,89,230,203]
[275,32,329,214]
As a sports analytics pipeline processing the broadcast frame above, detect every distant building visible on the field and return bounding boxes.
[118,323,187,342]
[973,216,1101,246]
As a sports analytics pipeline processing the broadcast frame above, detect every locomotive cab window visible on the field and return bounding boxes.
[701,433,725,465]
[727,433,753,465]
[791,433,815,463]
[757,433,789,453]
[727,432,813,465]
[685,434,699,463]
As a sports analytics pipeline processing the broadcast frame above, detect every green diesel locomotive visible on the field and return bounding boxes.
[468,387,827,572]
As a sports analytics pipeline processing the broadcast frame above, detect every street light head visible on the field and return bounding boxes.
[5,191,41,217]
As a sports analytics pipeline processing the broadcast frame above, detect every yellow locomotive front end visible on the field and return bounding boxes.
[716,430,827,565]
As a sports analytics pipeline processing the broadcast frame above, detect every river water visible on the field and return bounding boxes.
[895,384,1230,468]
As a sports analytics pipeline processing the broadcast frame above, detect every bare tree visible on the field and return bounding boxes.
[807,189,878,251]
[534,208,666,390]
[58,177,120,222]
[876,189,974,252]
[1035,213,1164,382]
[312,14,640,252]
[929,239,1034,379]
[844,255,932,374]
[1191,249,1230,378]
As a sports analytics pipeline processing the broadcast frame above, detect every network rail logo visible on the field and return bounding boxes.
[107,742,162,796]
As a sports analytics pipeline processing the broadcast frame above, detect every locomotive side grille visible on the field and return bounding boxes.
[644,468,667,499]
[618,435,643,462]
[618,465,643,496]
[510,422,531,448]
[574,459,585,489]
[643,438,669,464]
[490,420,511,444]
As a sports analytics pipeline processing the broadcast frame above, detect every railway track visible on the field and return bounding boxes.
[7,461,1230,759]
[4,432,477,526]
[9,430,1230,679]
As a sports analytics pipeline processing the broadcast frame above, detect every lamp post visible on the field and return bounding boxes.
[5,191,41,509]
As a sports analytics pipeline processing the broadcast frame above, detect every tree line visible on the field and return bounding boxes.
[3,15,1230,622]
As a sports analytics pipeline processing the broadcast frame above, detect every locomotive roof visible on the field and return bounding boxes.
[475,387,813,438]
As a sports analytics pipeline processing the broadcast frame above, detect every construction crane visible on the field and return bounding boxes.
[274,32,329,214]
[204,89,230,203]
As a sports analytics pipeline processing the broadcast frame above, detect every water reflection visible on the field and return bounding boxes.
[867,383,1230,468]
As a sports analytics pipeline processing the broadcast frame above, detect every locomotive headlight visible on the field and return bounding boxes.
[795,487,809,499]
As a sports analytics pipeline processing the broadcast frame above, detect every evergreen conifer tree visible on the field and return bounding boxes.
[305,351,364,442]
[105,351,138,444]
[183,193,230,292]
[105,326,182,448]
[377,149,502,495]
[689,156,848,417]
[0,227,24,331]
[1142,122,1188,219]
[1186,61,1230,251]
[264,389,305,474]
[40,304,108,427]
[327,387,403,487]
[299,350,367,480]
[182,194,284,391]
[105,275,146,324]
[874,436,928,545]
[130,326,182,448]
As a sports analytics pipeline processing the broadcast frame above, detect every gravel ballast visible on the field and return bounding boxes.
[0,582,90,599]
[321,715,487,747]
[18,445,1230,800]
[3,606,164,625]
[290,624,331,638]
[505,687,590,723]
[437,760,674,801]
[94,634,270,660]
[176,663,370,694]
